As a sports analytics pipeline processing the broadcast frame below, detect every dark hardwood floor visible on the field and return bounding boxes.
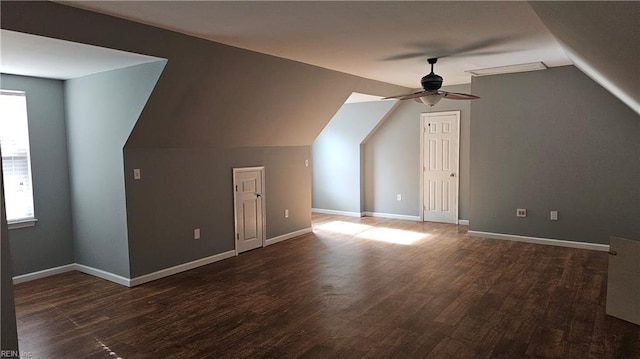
[13,214,640,358]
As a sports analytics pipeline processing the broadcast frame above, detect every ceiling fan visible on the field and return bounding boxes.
[384,58,479,107]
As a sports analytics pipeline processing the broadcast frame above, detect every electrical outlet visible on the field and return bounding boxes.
[305,159,309,167]
[516,208,527,217]
[397,194,402,201]
[550,211,558,221]
[285,209,289,218]
[133,168,141,180]
[194,228,200,239]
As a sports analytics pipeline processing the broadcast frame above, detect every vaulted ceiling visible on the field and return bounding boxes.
[55,1,638,113]
[2,1,637,114]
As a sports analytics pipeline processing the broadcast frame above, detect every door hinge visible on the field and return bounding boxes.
[236,233,239,240]
[235,185,238,192]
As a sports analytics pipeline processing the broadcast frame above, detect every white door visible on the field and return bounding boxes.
[233,167,265,254]
[422,111,460,224]
[606,237,640,325]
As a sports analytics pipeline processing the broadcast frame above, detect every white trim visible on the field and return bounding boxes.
[8,218,38,230]
[467,230,610,252]
[362,212,421,221]
[265,227,312,246]
[312,208,363,217]
[75,264,131,287]
[458,219,469,226]
[129,250,236,287]
[12,263,75,284]
[12,250,239,287]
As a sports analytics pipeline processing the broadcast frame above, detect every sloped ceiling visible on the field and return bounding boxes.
[57,0,638,114]
[529,1,640,114]
[0,1,408,148]
[2,1,637,123]
[60,1,571,88]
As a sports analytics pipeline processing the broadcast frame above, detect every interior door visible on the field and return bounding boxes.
[606,237,640,325]
[422,111,460,224]
[233,167,265,254]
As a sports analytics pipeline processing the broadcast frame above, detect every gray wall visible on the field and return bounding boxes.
[0,74,74,276]
[470,65,640,244]
[64,62,165,278]
[363,84,472,219]
[1,164,19,356]
[125,146,310,276]
[312,100,396,213]
[2,1,407,279]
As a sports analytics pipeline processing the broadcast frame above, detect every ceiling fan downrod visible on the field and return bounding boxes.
[421,58,443,91]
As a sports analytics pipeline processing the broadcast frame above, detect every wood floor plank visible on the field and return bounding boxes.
[12,214,640,358]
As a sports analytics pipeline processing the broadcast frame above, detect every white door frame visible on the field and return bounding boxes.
[232,166,266,255]
[419,111,460,223]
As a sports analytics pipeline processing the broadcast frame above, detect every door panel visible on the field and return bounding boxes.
[422,112,459,224]
[606,237,640,325]
[234,168,264,253]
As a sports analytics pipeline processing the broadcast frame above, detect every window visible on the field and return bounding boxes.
[0,90,36,227]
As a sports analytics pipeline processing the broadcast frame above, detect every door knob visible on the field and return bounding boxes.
[256,193,262,198]
[450,173,455,177]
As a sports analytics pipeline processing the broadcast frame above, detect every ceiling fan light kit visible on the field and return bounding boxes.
[419,93,442,107]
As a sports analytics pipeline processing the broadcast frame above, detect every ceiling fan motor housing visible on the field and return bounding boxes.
[421,72,443,91]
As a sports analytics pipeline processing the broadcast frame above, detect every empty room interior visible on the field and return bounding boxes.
[0,1,639,358]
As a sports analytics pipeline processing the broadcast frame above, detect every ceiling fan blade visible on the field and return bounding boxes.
[382,52,435,61]
[442,37,515,58]
[383,91,431,100]
[441,91,480,100]
[383,36,519,62]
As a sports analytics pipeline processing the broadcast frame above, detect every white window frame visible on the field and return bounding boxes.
[0,90,37,229]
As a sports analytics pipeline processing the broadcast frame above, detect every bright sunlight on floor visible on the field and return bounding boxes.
[314,220,429,245]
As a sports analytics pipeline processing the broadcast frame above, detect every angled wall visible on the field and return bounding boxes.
[0,74,74,276]
[312,100,397,214]
[470,65,639,244]
[65,61,166,277]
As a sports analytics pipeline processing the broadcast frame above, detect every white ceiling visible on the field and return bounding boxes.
[0,30,162,80]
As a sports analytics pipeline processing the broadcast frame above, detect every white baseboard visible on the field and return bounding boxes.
[362,212,421,221]
[13,250,238,287]
[129,250,237,287]
[12,264,75,284]
[467,230,610,252]
[266,227,312,246]
[312,208,363,217]
[458,219,469,226]
[75,264,131,287]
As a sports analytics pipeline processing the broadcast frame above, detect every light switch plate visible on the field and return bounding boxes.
[516,208,527,217]
[133,168,141,180]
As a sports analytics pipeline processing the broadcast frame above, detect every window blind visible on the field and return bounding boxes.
[0,90,35,222]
